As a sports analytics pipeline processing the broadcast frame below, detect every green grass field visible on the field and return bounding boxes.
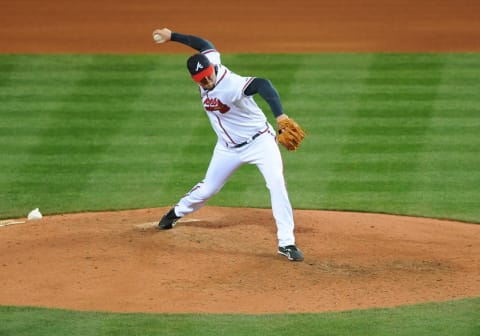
[1,53,479,334]
[1,53,479,222]
[1,298,479,336]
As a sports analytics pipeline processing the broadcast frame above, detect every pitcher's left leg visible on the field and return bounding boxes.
[254,138,304,261]
[248,134,296,247]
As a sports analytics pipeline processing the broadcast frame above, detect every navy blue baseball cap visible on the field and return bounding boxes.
[187,53,214,82]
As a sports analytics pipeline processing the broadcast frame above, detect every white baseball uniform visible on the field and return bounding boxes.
[174,49,296,247]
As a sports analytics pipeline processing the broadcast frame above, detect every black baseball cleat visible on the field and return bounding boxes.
[278,245,304,261]
[158,208,182,230]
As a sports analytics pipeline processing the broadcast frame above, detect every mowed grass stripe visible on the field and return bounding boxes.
[1,56,162,215]
[288,53,479,221]
[413,55,480,221]
[291,54,446,211]
[1,56,96,216]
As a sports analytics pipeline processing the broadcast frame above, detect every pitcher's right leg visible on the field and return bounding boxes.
[158,143,241,229]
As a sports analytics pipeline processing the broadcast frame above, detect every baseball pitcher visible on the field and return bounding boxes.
[152,28,305,261]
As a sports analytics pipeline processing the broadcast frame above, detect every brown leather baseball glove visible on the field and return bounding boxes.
[277,116,305,151]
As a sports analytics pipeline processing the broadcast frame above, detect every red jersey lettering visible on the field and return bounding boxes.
[204,97,230,113]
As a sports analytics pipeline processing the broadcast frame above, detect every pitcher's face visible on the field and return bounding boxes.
[199,73,216,90]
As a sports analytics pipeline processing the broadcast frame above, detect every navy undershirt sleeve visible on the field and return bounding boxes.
[171,32,215,52]
[244,78,284,117]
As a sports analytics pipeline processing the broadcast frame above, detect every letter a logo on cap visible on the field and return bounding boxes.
[187,53,214,83]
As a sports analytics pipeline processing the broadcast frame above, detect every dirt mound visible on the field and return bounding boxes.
[1,207,478,313]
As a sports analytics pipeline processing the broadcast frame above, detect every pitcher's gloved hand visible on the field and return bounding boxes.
[277,115,305,151]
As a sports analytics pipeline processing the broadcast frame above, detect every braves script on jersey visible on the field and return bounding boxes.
[198,50,269,146]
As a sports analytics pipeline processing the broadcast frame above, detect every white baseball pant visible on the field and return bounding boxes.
[174,125,296,247]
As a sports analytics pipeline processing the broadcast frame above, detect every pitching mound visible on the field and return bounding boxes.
[1,206,479,313]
